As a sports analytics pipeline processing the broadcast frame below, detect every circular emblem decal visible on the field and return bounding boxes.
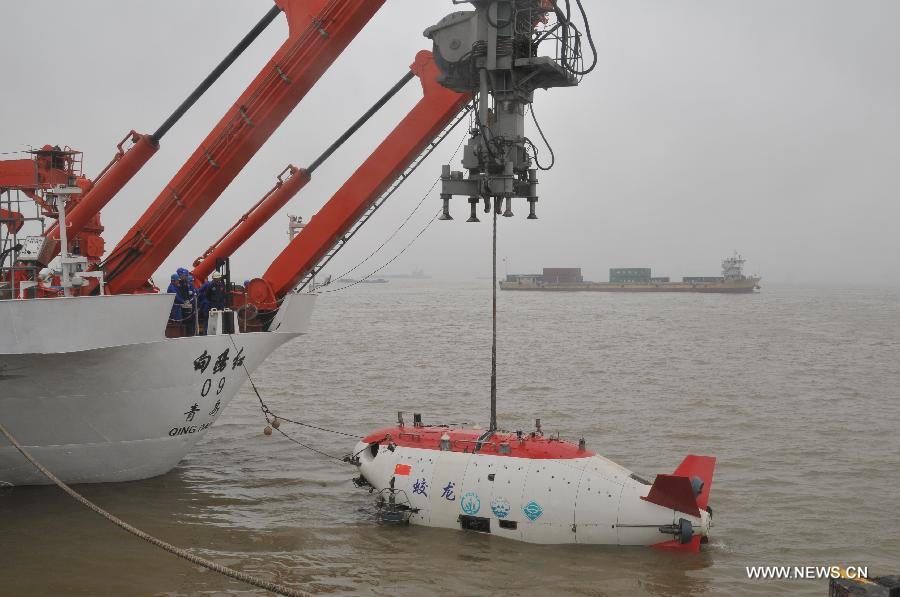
[460,491,481,515]
[490,497,511,519]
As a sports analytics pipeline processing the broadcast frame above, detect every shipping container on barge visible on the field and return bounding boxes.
[500,254,760,293]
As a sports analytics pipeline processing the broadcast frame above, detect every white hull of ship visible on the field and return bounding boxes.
[0,292,315,486]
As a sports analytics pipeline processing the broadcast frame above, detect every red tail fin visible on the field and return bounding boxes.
[649,455,716,553]
[673,455,716,511]
[641,474,700,517]
[653,535,702,553]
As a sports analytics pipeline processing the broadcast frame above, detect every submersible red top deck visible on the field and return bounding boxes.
[362,425,597,460]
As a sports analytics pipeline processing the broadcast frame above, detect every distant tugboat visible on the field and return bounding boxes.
[500,253,760,293]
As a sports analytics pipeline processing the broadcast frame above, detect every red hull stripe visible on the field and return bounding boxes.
[363,426,596,460]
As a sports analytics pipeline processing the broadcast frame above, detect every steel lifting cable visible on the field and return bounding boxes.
[318,115,472,292]
[296,105,474,292]
[321,210,441,293]
[489,208,498,431]
[0,422,311,597]
[327,130,470,284]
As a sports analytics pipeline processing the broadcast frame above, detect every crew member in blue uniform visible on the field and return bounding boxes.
[176,268,196,336]
[197,277,209,333]
[167,273,181,325]
[199,272,227,334]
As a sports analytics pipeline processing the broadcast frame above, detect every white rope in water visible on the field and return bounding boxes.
[0,422,311,597]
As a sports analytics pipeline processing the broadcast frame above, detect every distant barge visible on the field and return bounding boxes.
[500,254,760,294]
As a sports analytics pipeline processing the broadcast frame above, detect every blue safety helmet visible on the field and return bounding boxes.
[170,274,179,281]
[177,267,188,276]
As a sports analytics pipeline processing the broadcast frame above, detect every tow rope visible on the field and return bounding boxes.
[0,421,311,597]
[227,335,360,464]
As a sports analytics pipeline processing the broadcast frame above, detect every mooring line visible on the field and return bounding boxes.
[226,334,358,463]
[0,422,312,597]
[268,414,359,439]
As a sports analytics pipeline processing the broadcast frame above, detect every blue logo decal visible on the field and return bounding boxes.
[523,500,543,521]
[490,497,511,519]
[460,492,481,515]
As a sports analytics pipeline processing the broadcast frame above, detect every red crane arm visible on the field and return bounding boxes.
[44,132,158,254]
[190,69,420,282]
[44,5,287,264]
[191,164,310,281]
[248,50,471,308]
[102,0,385,294]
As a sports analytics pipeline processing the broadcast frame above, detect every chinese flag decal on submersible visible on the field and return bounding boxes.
[393,463,412,476]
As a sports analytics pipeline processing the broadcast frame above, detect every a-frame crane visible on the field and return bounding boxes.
[100,0,385,294]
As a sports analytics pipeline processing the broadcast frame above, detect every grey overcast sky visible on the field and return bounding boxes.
[2,1,899,285]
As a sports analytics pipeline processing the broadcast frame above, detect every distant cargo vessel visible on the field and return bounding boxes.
[500,254,760,293]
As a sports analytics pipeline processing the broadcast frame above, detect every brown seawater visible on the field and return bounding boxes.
[1,280,898,596]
